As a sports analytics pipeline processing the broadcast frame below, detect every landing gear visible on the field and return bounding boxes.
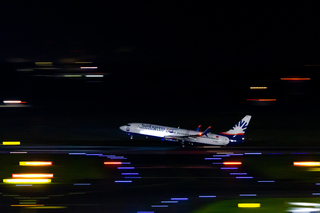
[180,141,185,148]
[130,134,133,140]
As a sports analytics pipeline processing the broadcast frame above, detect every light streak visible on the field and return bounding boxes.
[151,205,168,207]
[236,177,253,179]
[161,201,178,203]
[122,173,139,175]
[244,153,262,155]
[281,78,310,80]
[199,195,216,198]
[171,198,188,201]
[12,174,54,178]
[19,161,52,166]
[3,141,20,145]
[230,173,247,175]
[3,100,26,104]
[223,162,242,165]
[293,162,320,166]
[115,180,132,183]
[80,67,97,69]
[239,194,256,196]
[117,167,135,169]
[238,203,260,208]
[247,99,276,102]
[221,167,238,169]
[4,179,51,184]
[104,162,123,165]
[26,206,66,209]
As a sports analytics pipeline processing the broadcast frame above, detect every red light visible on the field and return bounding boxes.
[104,162,122,165]
[199,133,202,136]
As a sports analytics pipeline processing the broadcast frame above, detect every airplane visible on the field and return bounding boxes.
[119,115,252,147]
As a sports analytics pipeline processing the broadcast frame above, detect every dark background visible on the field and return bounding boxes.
[0,2,319,147]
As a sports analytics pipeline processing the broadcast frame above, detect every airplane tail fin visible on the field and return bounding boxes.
[220,115,252,142]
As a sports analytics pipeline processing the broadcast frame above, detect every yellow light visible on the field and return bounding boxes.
[35,62,52,66]
[223,162,242,165]
[104,162,123,165]
[3,141,20,145]
[238,203,261,208]
[3,179,51,184]
[12,174,54,178]
[19,161,52,166]
[307,168,320,171]
[293,162,320,166]
[12,204,44,207]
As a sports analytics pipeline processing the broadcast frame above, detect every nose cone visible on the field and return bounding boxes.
[119,125,127,132]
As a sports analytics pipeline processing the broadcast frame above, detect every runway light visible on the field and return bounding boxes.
[117,167,134,169]
[122,173,139,175]
[221,167,238,170]
[250,87,267,89]
[4,179,51,184]
[151,205,168,207]
[281,77,311,81]
[293,162,320,166]
[104,162,122,165]
[247,99,276,102]
[199,195,216,198]
[3,100,26,104]
[19,161,52,166]
[12,204,44,207]
[161,201,178,203]
[3,141,20,145]
[223,162,242,165]
[239,194,256,196]
[230,173,247,175]
[12,174,53,178]
[238,203,260,208]
[171,198,188,201]
[115,180,132,183]
[80,67,97,69]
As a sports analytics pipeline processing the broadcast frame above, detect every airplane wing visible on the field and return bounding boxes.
[164,126,211,141]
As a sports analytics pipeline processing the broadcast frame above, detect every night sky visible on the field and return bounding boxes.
[0,2,319,67]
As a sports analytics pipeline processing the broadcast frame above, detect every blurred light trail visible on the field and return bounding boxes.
[171,198,188,201]
[3,141,20,145]
[247,99,276,102]
[137,211,154,213]
[293,162,320,166]
[3,100,26,104]
[104,162,123,165]
[4,179,51,184]
[223,162,242,165]
[69,153,86,155]
[115,180,132,183]
[244,153,262,155]
[205,158,222,160]
[161,201,178,203]
[19,161,52,166]
[238,203,260,208]
[122,173,139,175]
[151,205,168,207]
[213,155,230,157]
[10,152,27,154]
[199,195,216,198]
[230,173,247,175]
[288,202,320,207]
[281,78,311,80]
[12,174,53,178]
[35,62,52,66]
[239,194,257,196]
[85,74,103,78]
[236,177,253,179]
[86,154,102,156]
[12,204,44,207]
[16,185,33,186]
[80,67,97,69]
[312,193,320,195]
[221,167,238,169]
[258,180,275,182]
[250,87,267,89]
[117,167,135,169]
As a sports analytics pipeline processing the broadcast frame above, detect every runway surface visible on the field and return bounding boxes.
[0,142,320,212]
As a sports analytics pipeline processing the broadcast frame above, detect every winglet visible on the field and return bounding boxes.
[201,126,211,136]
[196,125,201,131]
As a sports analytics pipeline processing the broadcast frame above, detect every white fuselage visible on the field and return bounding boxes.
[119,123,229,146]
